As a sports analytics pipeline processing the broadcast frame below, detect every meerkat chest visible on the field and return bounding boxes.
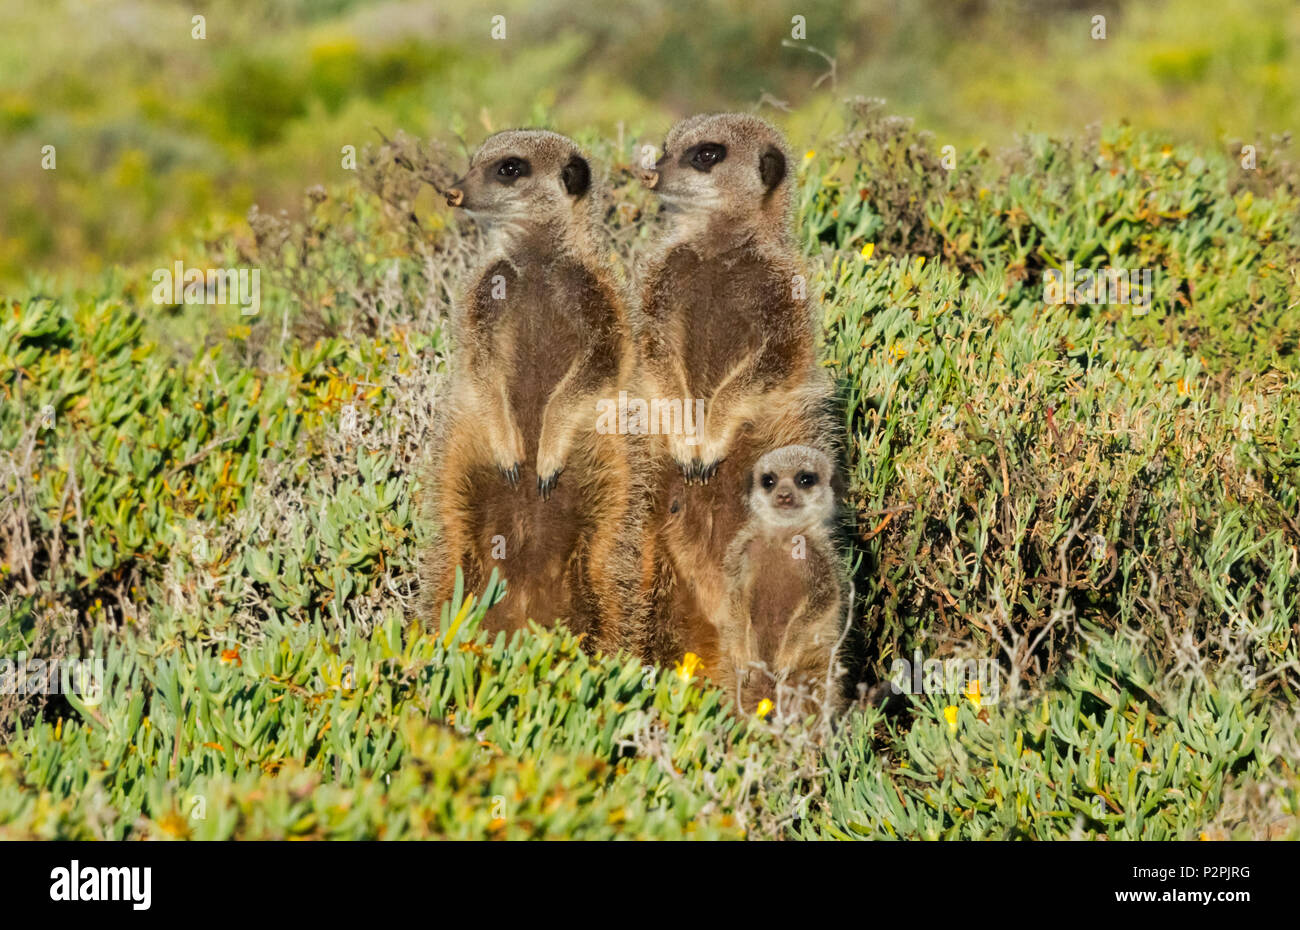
[743,534,820,638]
[478,259,591,386]
[662,248,773,389]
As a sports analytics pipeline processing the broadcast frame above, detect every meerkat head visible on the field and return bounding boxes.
[445,129,598,253]
[638,113,793,243]
[748,444,834,531]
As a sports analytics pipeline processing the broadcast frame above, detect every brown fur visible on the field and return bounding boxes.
[717,446,847,716]
[419,130,645,654]
[631,114,840,672]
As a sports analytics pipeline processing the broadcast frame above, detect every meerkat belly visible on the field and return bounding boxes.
[745,538,815,658]
[466,477,592,630]
[678,267,764,397]
[504,285,584,460]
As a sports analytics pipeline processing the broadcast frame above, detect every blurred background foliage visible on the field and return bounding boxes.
[1,0,1297,286]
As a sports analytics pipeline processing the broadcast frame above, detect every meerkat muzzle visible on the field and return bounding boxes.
[639,169,659,190]
[445,188,464,207]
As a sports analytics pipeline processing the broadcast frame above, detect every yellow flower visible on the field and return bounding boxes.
[675,652,702,682]
[804,149,816,161]
[943,705,959,732]
[755,698,774,719]
[860,242,875,260]
[1177,377,1191,395]
[965,680,982,710]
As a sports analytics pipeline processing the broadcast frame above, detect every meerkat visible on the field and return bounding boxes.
[632,113,840,672]
[419,129,644,654]
[718,445,848,717]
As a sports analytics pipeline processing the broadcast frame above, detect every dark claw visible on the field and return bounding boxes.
[677,460,696,483]
[499,463,521,488]
[538,468,562,500]
[698,459,722,483]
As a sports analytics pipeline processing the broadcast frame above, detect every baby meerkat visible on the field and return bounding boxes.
[421,129,643,653]
[633,113,839,670]
[719,445,847,717]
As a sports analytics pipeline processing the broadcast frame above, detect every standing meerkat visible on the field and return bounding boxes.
[719,445,848,717]
[633,113,840,671]
[420,129,643,654]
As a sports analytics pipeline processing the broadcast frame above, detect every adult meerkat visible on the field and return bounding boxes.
[719,446,847,717]
[421,130,642,654]
[634,113,839,671]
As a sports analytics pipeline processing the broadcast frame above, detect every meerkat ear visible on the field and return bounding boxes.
[561,154,591,197]
[759,145,786,192]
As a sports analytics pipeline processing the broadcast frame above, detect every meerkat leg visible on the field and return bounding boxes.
[695,352,766,481]
[583,476,639,654]
[473,379,526,486]
[638,325,699,479]
[534,369,599,499]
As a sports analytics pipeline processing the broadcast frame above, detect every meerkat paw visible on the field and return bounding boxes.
[536,465,563,500]
[497,461,522,488]
[695,439,729,483]
[534,443,568,499]
[490,421,526,487]
[697,458,723,483]
[665,435,700,483]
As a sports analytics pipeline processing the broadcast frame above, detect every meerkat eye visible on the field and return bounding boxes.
[689,143,727,171]
[495,157,530,181]
[760,473,776,490]
[797,471,818,488]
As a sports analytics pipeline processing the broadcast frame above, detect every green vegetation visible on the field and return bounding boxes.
[3,92,1299,837]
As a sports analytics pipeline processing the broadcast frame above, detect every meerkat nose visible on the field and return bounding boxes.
[445,188,464,207]
[639,169,659,190]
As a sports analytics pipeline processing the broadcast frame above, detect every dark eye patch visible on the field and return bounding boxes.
[493,157,530,182]
[683,142,727,172]
[760,473,776,490]
[796,471,818,488]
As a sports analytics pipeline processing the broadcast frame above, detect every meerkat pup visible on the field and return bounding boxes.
[633,113,839,670]
[421,129,643,654]
[719,445,847,717]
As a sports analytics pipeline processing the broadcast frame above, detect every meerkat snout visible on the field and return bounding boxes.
[750,445,834,529]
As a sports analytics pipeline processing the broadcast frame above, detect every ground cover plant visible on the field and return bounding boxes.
[3,94,1299,839]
